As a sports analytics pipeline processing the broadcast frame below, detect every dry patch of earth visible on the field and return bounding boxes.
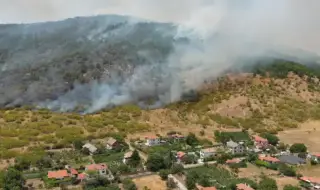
[278,120,320,153]
[133,175,167,190]
[297,164,320,177]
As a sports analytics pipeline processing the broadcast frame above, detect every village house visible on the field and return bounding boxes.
[258,155,280,164]
[278,155,306,165]
[176,151,186,163]
[300,177,320,189]
[226,140,245,154]
[123,151,133,164]
[77,173,87,182]
[70,168,78,178]
[47,170,69,180]
[106,137,121,150]
[145,135,161,146]
[226,158,241,164]
[253,135,269,149]
[85,163,114,180]
[199,148,216,159]
[236,183,254,190]
[196,183,217,190]
[168,133,185,142]
[82,143,97,155]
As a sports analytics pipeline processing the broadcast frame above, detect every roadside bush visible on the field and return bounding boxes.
[159,169,170,180]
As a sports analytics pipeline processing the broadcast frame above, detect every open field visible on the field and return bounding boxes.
[278,120,320,152]
[132,175,167,190]
[271,176,300,190]
[238,163,278,179]
[297,164,320,177]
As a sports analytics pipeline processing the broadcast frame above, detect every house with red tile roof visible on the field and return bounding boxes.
[312,153,320,161]
[196,184,217,190]
[226,158,241,164]
[253,135,269,149]
[85,163,108,175]
[300,176,320,188]
[70,168,78,177]
[77,173,87,182]
[236,183,254,190]
[145,135,160,146]
[258,155,280,163]
[48,170,69,179]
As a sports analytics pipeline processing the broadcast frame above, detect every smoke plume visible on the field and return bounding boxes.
[1,0,320,112]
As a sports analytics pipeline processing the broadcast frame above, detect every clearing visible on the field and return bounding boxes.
[132,175,167,190]
[278,120,320,152]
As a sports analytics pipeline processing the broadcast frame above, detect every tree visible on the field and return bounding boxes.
[261,133,279,146]
[217,153,232,164]
[146,154,165,172]
[258,177,277,190]
[128,150,141,167]
[82,147,91,155]
[73,140,84,150]
[123,179,137,190]
[186,171,199,190]
[171,163,184,174]
[181,154,197,164]
[159,169,170,180]
[289,143,307,153]
[186,133,199,146]
[3,167,25,190]
[36,156,52,169]
[278,142,288,151]
[14,157,31,171]
[283,185,301,190]
[247,153,258,162]
[279,164,296,177]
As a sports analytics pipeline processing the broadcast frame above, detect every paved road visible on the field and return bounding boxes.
[168,174,187,190]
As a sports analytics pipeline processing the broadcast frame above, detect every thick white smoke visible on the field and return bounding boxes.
[2,0,320,112]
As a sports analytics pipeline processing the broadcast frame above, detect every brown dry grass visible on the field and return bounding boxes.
[297,164,320,177]
[271,176,300,190]
[238,163,278,179]
[278,120,320,152]
[133,175,167,190]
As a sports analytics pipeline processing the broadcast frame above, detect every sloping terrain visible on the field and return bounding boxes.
[0,15,179,108]
[2,62,320,160]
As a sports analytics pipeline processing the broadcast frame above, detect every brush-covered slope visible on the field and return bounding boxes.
[1,61,320,159]
[0,15,179,107]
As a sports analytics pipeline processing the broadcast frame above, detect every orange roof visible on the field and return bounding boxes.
[313,153,320,158]
[145,135,158,140]
[48,170,69,179]
[300,177,320,184]
[254,135,268,142]
[196,184,217,190]
[77,173,87,180]
[70,168,78,175]
[86,163,107,171]
[226,158,241,164]
[177,151,186,158]
[236,183,254,190]
[259,155,280,163]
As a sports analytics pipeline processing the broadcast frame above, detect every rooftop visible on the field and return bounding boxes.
[77,173,87,180]
[82,143,97,153]
[227,140,239,148]
[86,163,108,171]
[124,151,133,159]
[259,155,280,163]
[236,183,254,190]
[253,135,268,143]
[106,137,117,146]
[48,170,69,179]
[226,158,241,164]
[196,184,217,190]
[145,135,159,140]
[300,176,320,184]
[278,155,306,165]
[70,168,78,175]
[177,151,186,158]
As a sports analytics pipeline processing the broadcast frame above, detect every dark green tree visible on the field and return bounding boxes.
[186,133,199,146]
[14,157,31,171]
[289,143,307,153]
[123,179,137,190]
[247,153,258,162]
[146,154,165,172]
[258,177,277,190]
[73,140,84,150]
[186,171,199,190]
[128,150,141,167]
[261,133,279,146]
[3,167,25,190]
[159,169,170,180]
[171,163,184,174]
[279,164,296,177]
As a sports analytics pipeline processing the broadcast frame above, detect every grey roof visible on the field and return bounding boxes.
[278,155,306,165]
[227,140,239,148]
[83,143,97,153]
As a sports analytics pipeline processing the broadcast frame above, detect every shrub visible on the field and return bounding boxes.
[159,169,170,180]
[290,143,307,153]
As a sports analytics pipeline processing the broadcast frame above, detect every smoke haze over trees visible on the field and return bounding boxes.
[0,0,320,112]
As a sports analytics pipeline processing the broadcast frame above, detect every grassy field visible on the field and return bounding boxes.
[133,175,167,190]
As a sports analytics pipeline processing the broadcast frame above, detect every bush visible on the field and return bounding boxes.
[279,164,296,177]
[122,179,137,190]
[261,133,279,146]
[146,154,165,172]
[159,169,170,180]
[289,143,307,153]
